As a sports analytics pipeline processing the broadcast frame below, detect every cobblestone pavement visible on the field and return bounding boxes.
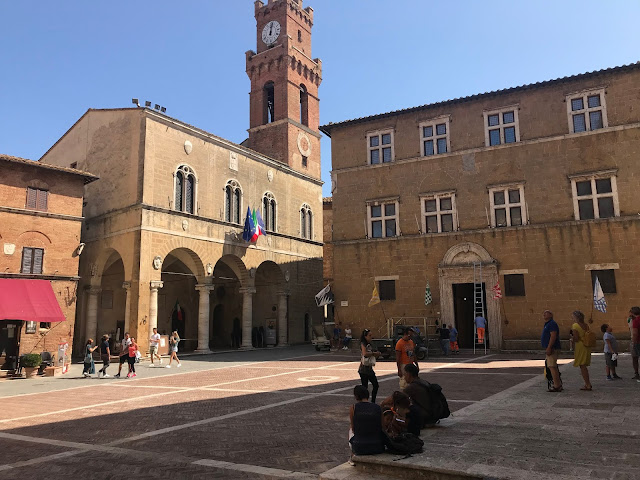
[0,347,549,479]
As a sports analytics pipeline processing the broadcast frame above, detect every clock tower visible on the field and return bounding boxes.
[246,0,322,179]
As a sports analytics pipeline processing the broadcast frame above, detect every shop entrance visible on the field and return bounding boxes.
[0,321,22,370]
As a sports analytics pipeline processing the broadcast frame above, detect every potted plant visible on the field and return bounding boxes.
[21,353,42,378]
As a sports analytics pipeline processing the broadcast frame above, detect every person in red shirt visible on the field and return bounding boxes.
[630,306,640,381]
[395,327,418,389]
[127,338,138,378]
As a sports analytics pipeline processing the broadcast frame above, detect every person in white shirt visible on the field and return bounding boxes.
[149,327,162,366]
[343,326,353,350]
[114,333,131,378]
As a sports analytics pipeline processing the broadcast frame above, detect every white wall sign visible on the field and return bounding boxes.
[229,152,238,171]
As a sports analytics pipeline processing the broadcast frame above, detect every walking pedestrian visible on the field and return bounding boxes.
[630,306,640,381]
[449,324,459,354]
[333,322,343,350]
[166,331,181,368]
[343,325,352,350]
[115,332,132,378]
[127,337,138,378]
[541,310,562,392]
[98,334,111,378]
[600,324,620,380]
[359,329,380,403]
[395,327,418,389]
[82,339,98,378]
[571,310,593,391]
[436,323,450,356]
[474,315,487,344]
[149,327,162,366]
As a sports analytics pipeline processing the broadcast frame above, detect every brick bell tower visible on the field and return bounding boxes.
[246,0,322,179]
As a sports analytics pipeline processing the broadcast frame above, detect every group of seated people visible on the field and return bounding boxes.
[349,364,431,455]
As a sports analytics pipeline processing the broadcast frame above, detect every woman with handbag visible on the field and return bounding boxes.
[83,338,98,378]
[359,329,381,403]
[571,310,593,391]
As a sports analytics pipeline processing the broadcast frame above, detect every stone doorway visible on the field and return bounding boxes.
[453,283,488,348]
[439,242,501,349]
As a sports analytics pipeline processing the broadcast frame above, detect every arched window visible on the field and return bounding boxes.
[299,84,308,126]
[174,165,196,214]
[263,192,277,232]
[264,81,275,124]
[300,203,312,240]
[225,180,242,224]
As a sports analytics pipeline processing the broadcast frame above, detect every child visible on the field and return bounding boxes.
[381,391,411,437]
[601,324,620,380]
[127,337,138,378]
[449,324,459,354]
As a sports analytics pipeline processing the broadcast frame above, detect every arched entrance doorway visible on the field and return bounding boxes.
[97,251,126,343]
[253,261,286,347]
[438,242,501,349]
[210,255,246,349]
[160,248,203,352]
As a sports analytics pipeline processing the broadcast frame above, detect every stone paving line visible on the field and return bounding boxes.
[0,353,493,477]
[347,353,640,480]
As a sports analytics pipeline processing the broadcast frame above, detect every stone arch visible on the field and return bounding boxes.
[216,254,249,287]
[441,242,495,267]
[161,246,206,280]
[92,247,131,286]
[17,230,52,247]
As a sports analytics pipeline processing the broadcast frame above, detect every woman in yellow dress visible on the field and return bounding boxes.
[571,310,592,390]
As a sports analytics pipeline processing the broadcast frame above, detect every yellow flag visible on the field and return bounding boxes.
[368,283,380,307]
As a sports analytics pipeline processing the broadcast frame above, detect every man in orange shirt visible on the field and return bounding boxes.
[395,327,419,389]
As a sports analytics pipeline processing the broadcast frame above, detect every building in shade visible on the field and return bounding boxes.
[0,154,97,370]
[40,0,324,356]
[321,63,640,350]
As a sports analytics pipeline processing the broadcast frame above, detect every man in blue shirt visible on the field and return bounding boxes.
[541,310,562,391]
[474,315,486,344]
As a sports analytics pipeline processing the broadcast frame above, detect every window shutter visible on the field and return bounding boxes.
[36,190,48,211]
[225,187,231,222]
[175,172,183,211]
[270,201,276,231]
[21,248,33,273]
[26,188,37,209]
[33,249,44,274]
[185,175,194,214]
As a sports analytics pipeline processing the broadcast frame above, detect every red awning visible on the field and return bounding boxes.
[0,279,66,323]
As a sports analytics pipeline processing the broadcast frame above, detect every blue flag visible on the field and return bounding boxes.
[242,206,255,242]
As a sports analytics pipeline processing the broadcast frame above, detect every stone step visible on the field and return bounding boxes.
[320,458,485,480]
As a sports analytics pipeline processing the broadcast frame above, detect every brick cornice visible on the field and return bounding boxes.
[0,206,84,222]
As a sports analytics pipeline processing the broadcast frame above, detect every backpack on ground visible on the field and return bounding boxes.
[384,432,424,455]
[417,381,451,425]
[583,329,596,348]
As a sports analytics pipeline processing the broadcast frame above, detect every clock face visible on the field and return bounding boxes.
[261,20,281,45]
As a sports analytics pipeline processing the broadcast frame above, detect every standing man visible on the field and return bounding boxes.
[395,327,418,389]
[541,310,562,392]
[149,327,162,366]
[436,323,451,356]
[449,324,459,354]
[114,332,131,378]
[630,306,640,381]
[474,314,487,344]
[98,334,111,378]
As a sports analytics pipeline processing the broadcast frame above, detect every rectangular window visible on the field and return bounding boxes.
[590,269,616,294]
[302,156,308,168]
[504,274,526,296]
[39,322,51,330]
[489,185,526,227]
[421,193,457,233]
[26,187,48,211]
[420,118,450,156]
[484,107,520,147]
[567,88,607,133]
[21,247,44,274]
[571,173,618,220]
[378,280,396,301]
[368,201,399,238]
[367,130,394,165]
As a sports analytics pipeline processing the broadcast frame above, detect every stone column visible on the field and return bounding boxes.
[85,286,101,342]
[148,281,163,341]
[195,284,214,353]
[239,287,256,349]
[277,291,289,347]
[122,282,131,336]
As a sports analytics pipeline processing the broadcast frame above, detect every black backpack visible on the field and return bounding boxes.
[384,432,424,455]
[416,380,451,425]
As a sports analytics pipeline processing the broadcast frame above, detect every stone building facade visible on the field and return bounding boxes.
[40,0,323,355]
[321,63,640,349]
[0,154,97,366]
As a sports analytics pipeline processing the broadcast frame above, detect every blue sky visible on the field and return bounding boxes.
[1,1,639,197]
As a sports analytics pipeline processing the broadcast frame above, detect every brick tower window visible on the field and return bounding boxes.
[264,82,275,124]
[300,84,308,126]
[174,165,196,214]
